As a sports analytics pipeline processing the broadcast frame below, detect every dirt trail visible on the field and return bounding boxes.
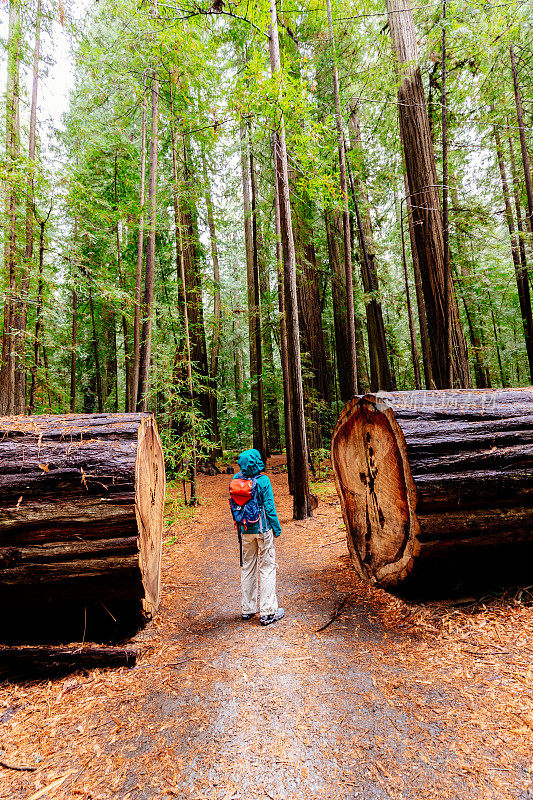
[1,463,533,800]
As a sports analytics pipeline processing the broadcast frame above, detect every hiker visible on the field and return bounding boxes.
[229,449,284,626]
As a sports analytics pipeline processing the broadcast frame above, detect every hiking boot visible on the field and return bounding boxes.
[260,608,285,626]
[242,612,256,620]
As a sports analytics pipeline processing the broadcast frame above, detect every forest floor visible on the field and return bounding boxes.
[2,457,533,800]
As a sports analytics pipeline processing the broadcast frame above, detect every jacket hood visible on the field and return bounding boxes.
[238,449,265,478]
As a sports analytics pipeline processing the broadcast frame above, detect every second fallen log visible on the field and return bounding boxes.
[331,389,533,589]
[0,413,165,641]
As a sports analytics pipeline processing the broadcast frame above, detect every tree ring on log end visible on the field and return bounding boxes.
[135,416,165,617]
[331,396,420,586]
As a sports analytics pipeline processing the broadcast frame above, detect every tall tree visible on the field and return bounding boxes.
[201,146,222,456]
[131,73,147,412]
[292,194,330,422]
[15,0,42,414]
[272,143,294,493]
[240,120,267,460]
[326,209,368,398]
[494,126,533,381]
[137,65,159,411]
[386,0,470,388]
[269,2,311,520]
[346,107,395,392]
[0,0,22,415]
[326,0,358,397]
[510,45,533,241]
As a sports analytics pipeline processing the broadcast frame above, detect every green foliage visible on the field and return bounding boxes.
[2,0,532,446]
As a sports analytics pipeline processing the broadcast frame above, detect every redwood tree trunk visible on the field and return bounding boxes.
[269,7,311,520]
[327,210,368,397]
[494,126,533,382]
[509,133,530,301]
[180,136,210,423]
[273,145,294,493]
[14,0,41,415]
[241,122,267,461]
[0,0,22,416]
[386,0,470,389]
[201,146,222,457]
[510,45,533,240]
[449,180,491,389]
[137,65,159,412]
[70,286,77,412]
[293,195,331,405]
[326,0,358,397]
[346,108,395,392]
[131,73,147,412]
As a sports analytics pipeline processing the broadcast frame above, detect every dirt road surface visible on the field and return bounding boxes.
[1,463,533,799]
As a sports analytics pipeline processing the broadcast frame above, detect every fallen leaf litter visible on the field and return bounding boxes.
[0,457,532,799]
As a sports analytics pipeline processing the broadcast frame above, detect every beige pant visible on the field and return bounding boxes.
[241,527,278,616]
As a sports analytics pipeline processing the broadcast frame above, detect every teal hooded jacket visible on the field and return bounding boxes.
[233,449,282,537]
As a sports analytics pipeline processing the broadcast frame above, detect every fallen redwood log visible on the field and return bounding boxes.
[331,389,533,589]
[0,413,165,640]
[0,644,139,674]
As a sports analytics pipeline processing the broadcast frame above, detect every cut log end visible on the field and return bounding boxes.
[136,415,165,618]
[332,396,420,587]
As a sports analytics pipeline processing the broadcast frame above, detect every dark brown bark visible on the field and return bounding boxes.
[509,132,530,303]
[448,181,491,389]
[488,291,506,387]
[293,195,331,406]
[28,218,45,415]
[346,109,395,392]
[201,145,222,456]
[137,67,159,411]
[403,172,434,389]
[332,390,533,589]
[70,286,77,412]
[180,137,210,423]
[494,126,533,381]
[387,0,470,389]
[400,209,422,389]
[114,152,131,410]
[88,278,103,413]
[273,147,294,492]
[510,45,533,240]
[14,0,42,415]
[441,0,452,388]
[326,0,358,396]
[131,73,147,412]
[241,122,267,461]
[0,413,165,641]
[0,645,138,672]
[257,214,282,455]
[326,210,368,397]
[0,0,22,416]
[269,6,311,520]
[169,83,197,504]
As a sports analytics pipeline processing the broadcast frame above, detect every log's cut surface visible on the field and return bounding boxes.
[331,389,533,589]
[0,413,165,641]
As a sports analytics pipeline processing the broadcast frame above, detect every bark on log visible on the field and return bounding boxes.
[0,413,165,640]
[0,644,138,673]
[331,389,533,589]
